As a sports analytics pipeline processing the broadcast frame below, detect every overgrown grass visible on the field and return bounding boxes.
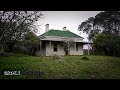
[0,54,120,79]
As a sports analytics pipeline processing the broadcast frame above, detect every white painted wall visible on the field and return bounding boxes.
[51,42,65,56]
[45,41,83,56]
[69,43,83,55]
[45,41,65,56]
[46,41,51,56]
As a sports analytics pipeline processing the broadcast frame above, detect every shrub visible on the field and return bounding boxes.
[82,56,89,60]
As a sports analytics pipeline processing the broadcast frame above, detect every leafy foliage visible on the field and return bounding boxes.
[22,31,40,55]
[82,56,89,60]
[0,11,43,52]
[79,11,120,57]
[78,11,120,40]
[93,34,120,57]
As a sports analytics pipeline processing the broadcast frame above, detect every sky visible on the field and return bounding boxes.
[36,11,102,42]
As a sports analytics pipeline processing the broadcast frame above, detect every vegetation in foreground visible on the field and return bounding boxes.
[0,54,120,79]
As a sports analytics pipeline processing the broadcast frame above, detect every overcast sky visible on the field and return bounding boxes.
[36,11,102,41]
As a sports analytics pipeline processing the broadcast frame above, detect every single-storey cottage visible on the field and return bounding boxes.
[38,24,85,56]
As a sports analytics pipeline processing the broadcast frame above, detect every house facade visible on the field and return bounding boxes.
[37,24,85,56]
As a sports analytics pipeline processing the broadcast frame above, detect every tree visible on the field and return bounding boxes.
[78,17,95,55]
[78,11,120,56]
[93,34,120,57]
[22,31,40,55]
[78,17,96,39]
[93,11,120,35]
[0,11,43,52]
[78,11,120,39]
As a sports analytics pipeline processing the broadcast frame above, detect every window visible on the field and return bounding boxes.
[76,43,78,51]
[53,43,57,52]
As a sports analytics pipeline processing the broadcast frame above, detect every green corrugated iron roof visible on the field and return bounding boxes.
[39,29,84,38]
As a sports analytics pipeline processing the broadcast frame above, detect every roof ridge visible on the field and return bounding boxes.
[50,29,68,31]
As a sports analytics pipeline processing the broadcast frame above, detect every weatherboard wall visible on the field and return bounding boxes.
[69,43,83,55]
[45,41,65,56]
[45,41,83,56]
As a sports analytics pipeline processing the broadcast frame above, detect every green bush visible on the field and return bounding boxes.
[82,56,89,60]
